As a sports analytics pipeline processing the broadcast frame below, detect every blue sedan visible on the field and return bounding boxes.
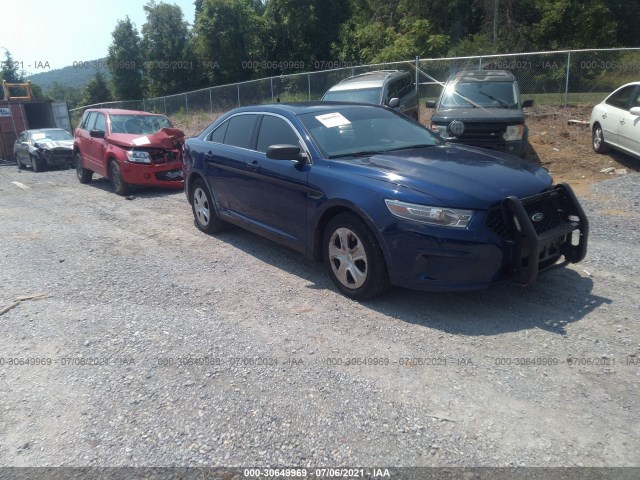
[184,103,588,299]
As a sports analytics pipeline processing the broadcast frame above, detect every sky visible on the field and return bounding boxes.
[1,0,197,75]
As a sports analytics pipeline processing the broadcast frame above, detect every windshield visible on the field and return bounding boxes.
[32,130,72,142]
[298,106,442,158]
[440,81,518,109]
[322,87,382,105]
[109,114,173,134]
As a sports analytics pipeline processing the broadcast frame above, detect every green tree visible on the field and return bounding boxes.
[194,0,266,84]
[46,81,84,109]
[82,72,113,106]
[108,16,143,100]
[141,1,196,97]
[531,0,617,49]
[1,49,24,83]
[264,0,351,71]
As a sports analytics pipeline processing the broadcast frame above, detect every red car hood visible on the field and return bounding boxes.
[106,128,185,149]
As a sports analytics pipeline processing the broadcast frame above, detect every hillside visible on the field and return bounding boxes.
[26,58,112,91]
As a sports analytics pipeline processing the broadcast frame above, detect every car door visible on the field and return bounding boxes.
[203,113,260,216]
[617,86,640,156]
[239,114,310,249]
[601,85,637,149]
[88,112,108,176]
[77,111,97,165]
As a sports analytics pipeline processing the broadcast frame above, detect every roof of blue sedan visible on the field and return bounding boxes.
[232,102,381,115]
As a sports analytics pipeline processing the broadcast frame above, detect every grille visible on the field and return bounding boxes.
[521,191,564,234]
[458,122,506,142]
[486,189,565,240]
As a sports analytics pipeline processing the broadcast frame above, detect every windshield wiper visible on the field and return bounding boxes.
[329,150,384,159]
[478,91,510,108]
[386,144,436,152]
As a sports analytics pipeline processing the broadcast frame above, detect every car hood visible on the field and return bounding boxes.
[34,140,73,150]
[106,128,185,149]
[333,145,552,209]
[432,107,525,123]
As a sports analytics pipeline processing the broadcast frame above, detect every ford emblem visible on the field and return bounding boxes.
[531,212,545,222]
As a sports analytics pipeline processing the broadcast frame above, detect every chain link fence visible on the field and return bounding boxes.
[70,48,639,122]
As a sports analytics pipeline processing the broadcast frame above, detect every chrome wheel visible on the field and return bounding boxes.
[328,227,368,290]
[592,125,609,153]
[193,186,210,227]
[593,127,602,150]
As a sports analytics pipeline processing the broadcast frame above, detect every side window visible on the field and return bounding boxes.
[83,112,98,131]
[79,112,89,129]
[386,80,399,101]
[630,87,640,109]
[605,86,635,109]
[93,113,107,132]
[18,132,27,143]
[206,121,228,143]
[223,114,258,149]
[256,115,300,153]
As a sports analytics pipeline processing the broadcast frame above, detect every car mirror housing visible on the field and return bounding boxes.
[266,144,302,161]
[90,129,105,139]
[522,99,534,108]
[630,107,640,116]
[425,100,437,109]
[387,98,400,108]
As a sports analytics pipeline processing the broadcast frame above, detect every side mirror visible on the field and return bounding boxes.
[630,107,640,116]
[90,129,105,139]
[425,100,437,109]
[266,144,302,161]
[387,98,400,108]
[522,99,534,108]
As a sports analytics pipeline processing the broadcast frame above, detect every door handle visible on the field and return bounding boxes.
[602,113,607,119]
[247,160,260,171]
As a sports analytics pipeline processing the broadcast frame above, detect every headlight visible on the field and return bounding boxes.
[503,125,524,141]
[127,150,151,163]
[385,199,473,228]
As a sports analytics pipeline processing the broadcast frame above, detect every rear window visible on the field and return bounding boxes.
[322,88,382,105]
[223,114,258,149]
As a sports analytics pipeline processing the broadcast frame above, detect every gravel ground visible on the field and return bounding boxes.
[0,165,638,469]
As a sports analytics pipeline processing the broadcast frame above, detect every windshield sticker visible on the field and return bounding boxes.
[132,136,151,146]
[315,112,351,128]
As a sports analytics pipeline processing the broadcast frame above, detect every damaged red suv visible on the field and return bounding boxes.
[74,109,184,195]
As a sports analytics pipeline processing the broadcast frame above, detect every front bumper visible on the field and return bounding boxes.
[383,184,588,291]
[120,160,184,189]
[42,150,74,167]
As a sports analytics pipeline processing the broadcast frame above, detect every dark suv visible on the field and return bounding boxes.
[426,70,533,157]
[322,70,419,120]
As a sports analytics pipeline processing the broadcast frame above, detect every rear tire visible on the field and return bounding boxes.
[323,213,390,300]
[592,124,610,153]
[190,178,228,234]
[109,160,129,196]
[75,153,93,184]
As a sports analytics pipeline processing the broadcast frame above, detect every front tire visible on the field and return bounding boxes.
[592,124,609,153]
[16,154,23,169]
[109,160,129,196]
[75,153,93,184]
[31,154,45,172]
[190,178,228,233]
[323,213,390,300]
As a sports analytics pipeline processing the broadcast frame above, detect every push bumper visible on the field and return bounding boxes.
[502,183,588,285]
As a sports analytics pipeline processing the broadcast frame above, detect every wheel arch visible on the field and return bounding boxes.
[311,203,391,267]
